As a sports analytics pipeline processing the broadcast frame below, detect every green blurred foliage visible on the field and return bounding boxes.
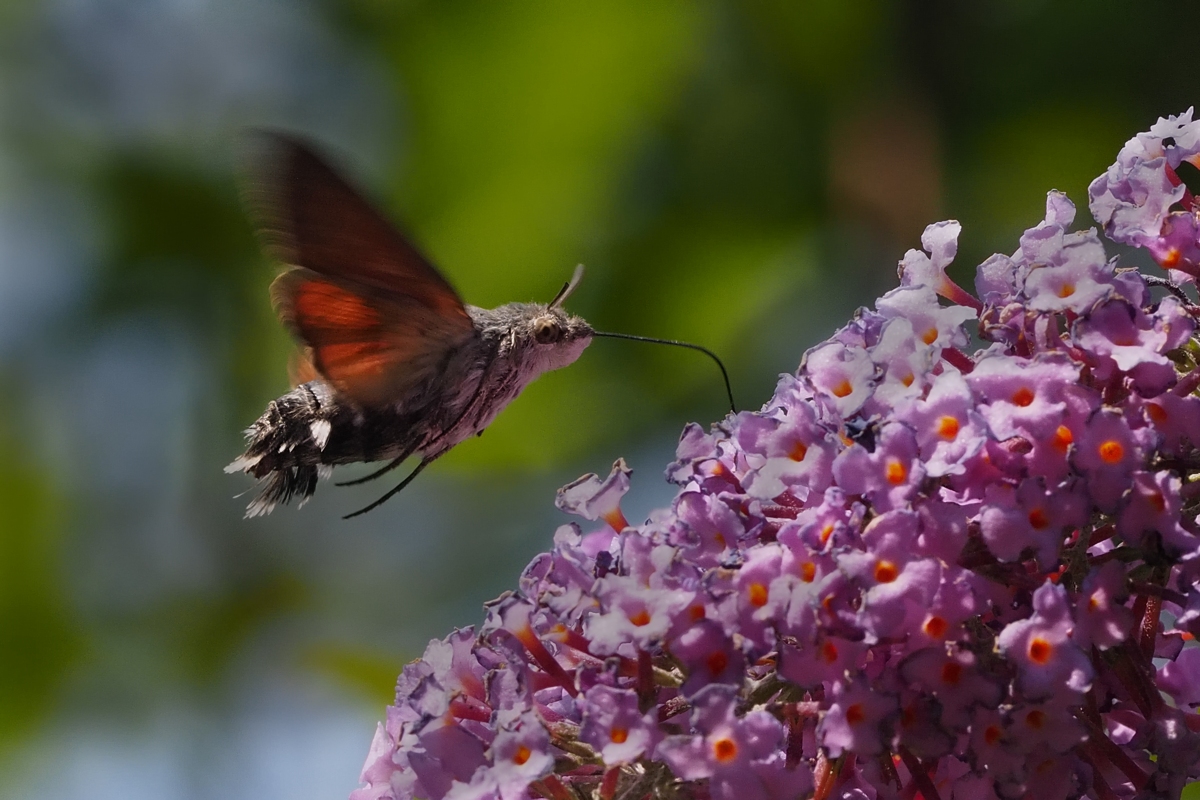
[0,414,80,745]
[352,1,715,465]
[88,153,285,420]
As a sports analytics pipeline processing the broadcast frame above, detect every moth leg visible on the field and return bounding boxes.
[340,343,500,518]
[343,455,438,519]
[335,447,417,487]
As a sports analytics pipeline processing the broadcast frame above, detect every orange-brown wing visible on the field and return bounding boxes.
[272,268,477,407]
[288,346,319,387]
[246,133,476,406]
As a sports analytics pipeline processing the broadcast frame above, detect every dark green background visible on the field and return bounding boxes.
[0,1,1196,797]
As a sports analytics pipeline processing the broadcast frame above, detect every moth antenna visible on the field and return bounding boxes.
[593,331,737,414]
[550,264,586,308]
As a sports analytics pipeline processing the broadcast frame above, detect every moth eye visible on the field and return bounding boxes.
[534,318,562,344]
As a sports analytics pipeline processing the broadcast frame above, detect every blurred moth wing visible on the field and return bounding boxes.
[247,133,476,407]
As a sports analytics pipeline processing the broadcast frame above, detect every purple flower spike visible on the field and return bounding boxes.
[898,219,982,310]
[579,685,660,764]
[352,115,1200,800]
[997,582,1094,699]
[556,458,632,532]
[819,677,900,757]
[656,685,811,800]
[1090,109,1200,275]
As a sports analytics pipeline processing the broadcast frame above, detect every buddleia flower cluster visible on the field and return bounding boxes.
[352,111,1200,800]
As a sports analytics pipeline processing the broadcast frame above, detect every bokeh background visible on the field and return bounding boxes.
[2,1,1199,798]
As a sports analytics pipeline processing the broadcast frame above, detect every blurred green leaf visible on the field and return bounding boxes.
[152,573,308,686]
[385,2,707,307]
[302,644,407,708]
[741,0,887,92]
[956,106,1129,261]
[0,415,81,746]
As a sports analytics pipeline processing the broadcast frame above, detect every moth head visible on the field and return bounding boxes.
[526,306,593,366]
[519,265,593,371]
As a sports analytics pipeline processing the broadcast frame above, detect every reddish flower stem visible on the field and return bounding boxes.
[598,766,620,800]
[1173,364,1200,396]
[1088,524,1116,546]
[1076,746,1120,800]
[530,775,573,800]
[897,746,942,800]
[1128,581,1188,606]
[878,753,901,789]
[938,279,983,312]
[1107,642,1162,717]
[514,624,579,696]
[657,695,690,722]
[812,751,836,800]
[783,704,805,769]
[1076,701,1150,789]
[1139,593,1162,658]
[636,650,655,713]
[941,347,975,374]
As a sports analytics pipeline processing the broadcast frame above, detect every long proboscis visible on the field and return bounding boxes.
[593,331,737,414]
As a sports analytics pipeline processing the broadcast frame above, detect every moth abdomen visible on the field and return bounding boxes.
[225,382,332,514]
[226,380,431,516]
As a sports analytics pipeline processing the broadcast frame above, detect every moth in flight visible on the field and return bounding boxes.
[227,134,593,518]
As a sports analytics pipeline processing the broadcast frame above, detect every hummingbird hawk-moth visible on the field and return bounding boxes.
[226,134,594,518]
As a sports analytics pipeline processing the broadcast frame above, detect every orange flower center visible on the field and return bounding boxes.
[1027,508,1049,529]
[820,640,839,664]
[923,616,948,638]
[846,703,865,725]
[747,582,769,608]
[689,604,706,621]
[1028,637,1052,664]
[921,327,939,345]
[1098,440,1124,463]
[874,560,899,583]
[800,561,817,582]
[789,441,808,461]
[885,459,907,485]
[610,727,628,744]
[712,737,738,763]
[1025,709,1046,729]
[628,609,651,627]
[832,379,854,398]
[1146,403,1168,424]
[1053,425,1073,450]
[984,725,1002,746]
[936,415,960,440]
[1148,490,1166,513]
[1161,247,1182,268]
[513,745,532,765]
[1012,387,1035,407]
[1056,282,1075,298]
[707,651,728,676]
